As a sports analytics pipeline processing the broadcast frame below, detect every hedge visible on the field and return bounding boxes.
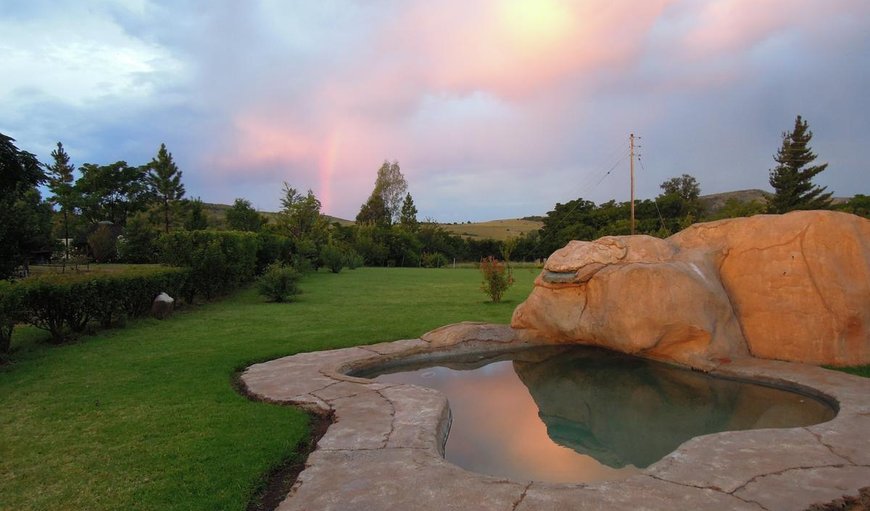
[158,231,259,300]
[0,267,190,347]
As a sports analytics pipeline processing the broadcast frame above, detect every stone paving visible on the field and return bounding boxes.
[240,323,870,511]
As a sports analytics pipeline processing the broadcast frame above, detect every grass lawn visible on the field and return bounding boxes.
[0,267,539,511]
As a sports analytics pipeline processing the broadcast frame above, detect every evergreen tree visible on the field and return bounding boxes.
[146,143,185,232]
[768,116,833,213]
[45,142,77,260]
[399,193,419,232]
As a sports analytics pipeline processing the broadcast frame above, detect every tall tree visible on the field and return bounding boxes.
[359,160,407,225]
[0,133,52,278]
[146,143,185,232]
[45,142,77,260]
[77,161,150,226]
[399,192,419,232]
[768,115,833,213]
[226,198,266,232]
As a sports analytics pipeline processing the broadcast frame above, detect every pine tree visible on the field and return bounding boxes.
[146,143,185,232]
[45,142,77,261]
[399,193,419,232]
[768,116,833,213]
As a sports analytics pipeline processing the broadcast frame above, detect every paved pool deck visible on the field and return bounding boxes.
[241,323,870,511]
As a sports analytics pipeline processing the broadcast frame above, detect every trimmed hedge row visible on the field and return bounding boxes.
[0,267,190,348]
[1,231,271,352]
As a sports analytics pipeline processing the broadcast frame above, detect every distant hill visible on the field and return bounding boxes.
[440,219,543,241]
[201,203,353,227]
[698,189,770,215]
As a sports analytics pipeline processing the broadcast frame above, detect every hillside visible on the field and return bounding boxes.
[698,189,770,215]
[201,203,353,227]
[439,219,544,241]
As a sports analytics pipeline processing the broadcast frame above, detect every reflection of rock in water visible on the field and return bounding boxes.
[513,347,835,468]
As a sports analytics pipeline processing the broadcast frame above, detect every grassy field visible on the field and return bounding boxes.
[440,218,543,241]
[0,267,539,511]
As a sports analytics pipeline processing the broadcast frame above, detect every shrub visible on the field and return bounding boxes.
[1,267,189,344]
[344,248,364,269]
[257,263,302,303]
[320,244,345,274]
[117,213,159,263]
[0,280,23,353]
[422,252,449,268]
[158,231,258,300]
[255,232,292,274]
[88,224,117,263]
[480,256,513,303]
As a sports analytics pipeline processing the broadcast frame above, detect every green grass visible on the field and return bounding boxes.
[0,267,538,511]
[829,365,870,378]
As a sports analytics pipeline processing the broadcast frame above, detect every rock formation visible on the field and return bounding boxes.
[511,211,870,367]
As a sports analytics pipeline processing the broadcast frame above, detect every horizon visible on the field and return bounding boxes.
[2,1,869,222]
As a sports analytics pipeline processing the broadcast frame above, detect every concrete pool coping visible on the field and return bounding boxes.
[241,322,870,511]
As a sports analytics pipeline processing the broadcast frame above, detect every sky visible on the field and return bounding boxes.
[1,0,869,222]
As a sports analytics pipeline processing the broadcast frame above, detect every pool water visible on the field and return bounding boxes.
[361,346,835,483]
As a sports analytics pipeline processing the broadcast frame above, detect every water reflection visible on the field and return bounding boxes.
[366,346,834,483]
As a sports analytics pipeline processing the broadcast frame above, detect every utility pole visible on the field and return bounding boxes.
[630,133,636,235]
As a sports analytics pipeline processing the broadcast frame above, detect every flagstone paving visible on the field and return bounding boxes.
[241,323,870,511]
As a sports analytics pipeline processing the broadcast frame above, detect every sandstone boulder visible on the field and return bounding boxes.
[511,211,870,367]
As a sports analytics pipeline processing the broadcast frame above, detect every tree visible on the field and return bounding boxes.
[356,193,390,227]
[0,133,53,279]
[45,142,77,261]
[184,198,209,231]
[767,115,833,213]
[399,193,419,232]
[146,143,185,232]
[659,174,700,203]
[359,160,407,225]
[277,183,329,266]
[76,161,150,226]
[118,212,159,263]
[226,198,266,232]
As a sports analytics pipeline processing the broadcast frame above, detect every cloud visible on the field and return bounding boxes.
[1,0,868,220]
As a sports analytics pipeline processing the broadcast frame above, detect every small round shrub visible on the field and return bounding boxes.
[320,244,345,274]
[422,252,449,268]
[257,263,302,303]
[344,248,364,269]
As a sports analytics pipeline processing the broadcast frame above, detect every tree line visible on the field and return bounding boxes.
[1,115,865,279]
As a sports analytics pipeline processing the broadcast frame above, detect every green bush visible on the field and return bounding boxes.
[0,267,189,344]
[159,231,258,300]
[480,256,513,303]
[255,232,292,274]
[422,252,449,268]
[320,244,345,274]
[88,224,118,263]
[344,248,364,269]
[0,280,23,353]
[256,263,302,303]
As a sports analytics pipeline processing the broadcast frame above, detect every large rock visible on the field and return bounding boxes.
[511,211,870,367]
